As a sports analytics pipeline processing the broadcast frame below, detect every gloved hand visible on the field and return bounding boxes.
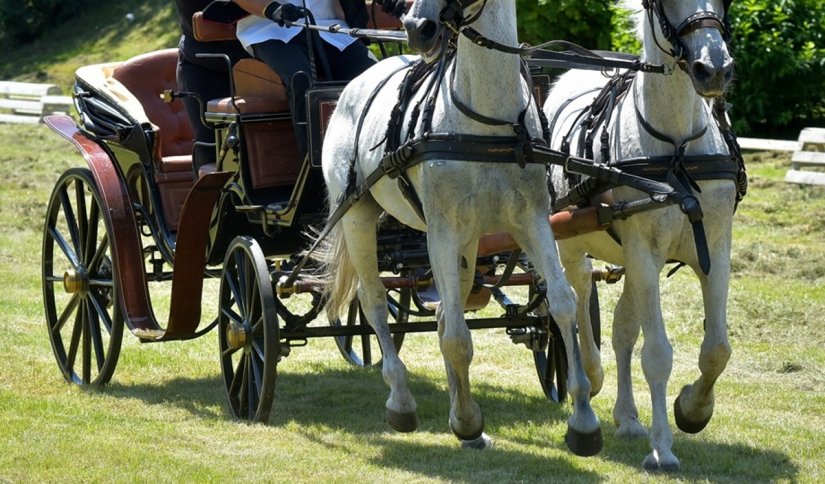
[375,0,406,18]
[263,1,305,26]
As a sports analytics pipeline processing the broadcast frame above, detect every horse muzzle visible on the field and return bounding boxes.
[403,16,444,63]
[686,55,733,99]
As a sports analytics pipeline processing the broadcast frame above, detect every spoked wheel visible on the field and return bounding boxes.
[218,236,279,423]
[332,288,411,367]
[42,168,124,386]
[534,280,601,403]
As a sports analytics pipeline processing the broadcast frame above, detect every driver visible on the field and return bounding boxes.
[205,0,406,157]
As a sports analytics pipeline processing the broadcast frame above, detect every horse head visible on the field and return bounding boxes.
[403,0,487,62]
[642,0,734,98]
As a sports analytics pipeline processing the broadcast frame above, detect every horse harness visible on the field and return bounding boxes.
[334,0,676,221]
[284,0,747,285]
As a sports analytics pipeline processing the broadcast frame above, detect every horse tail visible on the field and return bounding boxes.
[309,218,358,323]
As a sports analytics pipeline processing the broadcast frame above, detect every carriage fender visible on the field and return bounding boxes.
[43,114,155,331]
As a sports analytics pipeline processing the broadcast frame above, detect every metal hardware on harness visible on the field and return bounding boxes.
[381,144,416,179]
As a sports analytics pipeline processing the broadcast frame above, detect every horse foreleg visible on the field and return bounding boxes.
[518,220,601,456]
[623,256,680,471]
[342,204,418,432]
[430,235,489,448]
[674,252,732,434]
[558,244,603,397]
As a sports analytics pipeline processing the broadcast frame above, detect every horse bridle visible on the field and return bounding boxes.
[438,0,488,34]
[643,0,732,65]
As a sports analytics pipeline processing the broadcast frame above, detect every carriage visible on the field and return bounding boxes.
[41,2,610,425]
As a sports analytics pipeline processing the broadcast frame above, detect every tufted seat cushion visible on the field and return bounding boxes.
[112,49,194,171]
[111,49,195,231]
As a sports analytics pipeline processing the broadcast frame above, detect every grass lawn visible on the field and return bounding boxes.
[0,123,823,482]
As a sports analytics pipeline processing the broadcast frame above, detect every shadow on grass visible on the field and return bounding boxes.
[103,375,227,420]
[100,362,569,433]
[596,429,798,481]
[98,364,795,481]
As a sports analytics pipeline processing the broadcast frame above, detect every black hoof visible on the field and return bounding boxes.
[451,415,484,442]
[386,409,418,433]
[643,456,680,472]
[674,396,711,434]
[565,427,603,457]
[461,433,492,450]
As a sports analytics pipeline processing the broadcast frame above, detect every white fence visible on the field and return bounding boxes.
[0,81,73,124]
[740,128,825,187]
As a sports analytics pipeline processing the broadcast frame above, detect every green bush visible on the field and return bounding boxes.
[0,0,91,51]
[517,0,613,49]
[606,0,825,136]
[726,0,825,135]
[609,3,641,54]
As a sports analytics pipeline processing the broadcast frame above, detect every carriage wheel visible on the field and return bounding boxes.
[534,280,601,403]
[332,288,411,367]
[42,168,124,386]
[218,236,279,423]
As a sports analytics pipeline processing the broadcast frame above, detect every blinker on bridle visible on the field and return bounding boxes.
[642,0,732,65]
[438,0,488,34]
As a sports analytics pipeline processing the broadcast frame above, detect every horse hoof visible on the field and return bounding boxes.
[450,415,484,442]
[386,409,418,433]
[565,426,603,457]
[461,432,493,450]
[674,395,711,434]
[642,451,680,472]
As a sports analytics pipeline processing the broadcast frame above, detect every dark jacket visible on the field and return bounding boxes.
[203,0,369,29]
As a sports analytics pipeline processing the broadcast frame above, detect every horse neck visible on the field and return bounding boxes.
[453,1,525,122]
[631,36,711,148]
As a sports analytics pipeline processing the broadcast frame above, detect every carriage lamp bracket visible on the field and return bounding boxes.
[221,123,241,161]
[159,88,217,133]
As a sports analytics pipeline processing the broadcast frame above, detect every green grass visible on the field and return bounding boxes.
[0,122,824,482]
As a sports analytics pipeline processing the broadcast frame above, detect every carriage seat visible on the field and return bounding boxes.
[206,59,291,115]
[111,49,194,172]
[109,49,196,230]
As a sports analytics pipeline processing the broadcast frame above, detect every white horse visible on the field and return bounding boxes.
[543,0,740,471]
[318,0,601,453]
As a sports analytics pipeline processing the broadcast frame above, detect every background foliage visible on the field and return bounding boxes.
[607,0,825,136]
[726,0,825,136]
[516,0,613,50]
[0,0,91,49]
[0,0,824,135]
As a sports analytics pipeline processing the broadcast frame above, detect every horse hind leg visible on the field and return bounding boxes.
[342,201,418,432]
[674,254,732,434]
[430,236,490,449]
[558,244,603,397]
